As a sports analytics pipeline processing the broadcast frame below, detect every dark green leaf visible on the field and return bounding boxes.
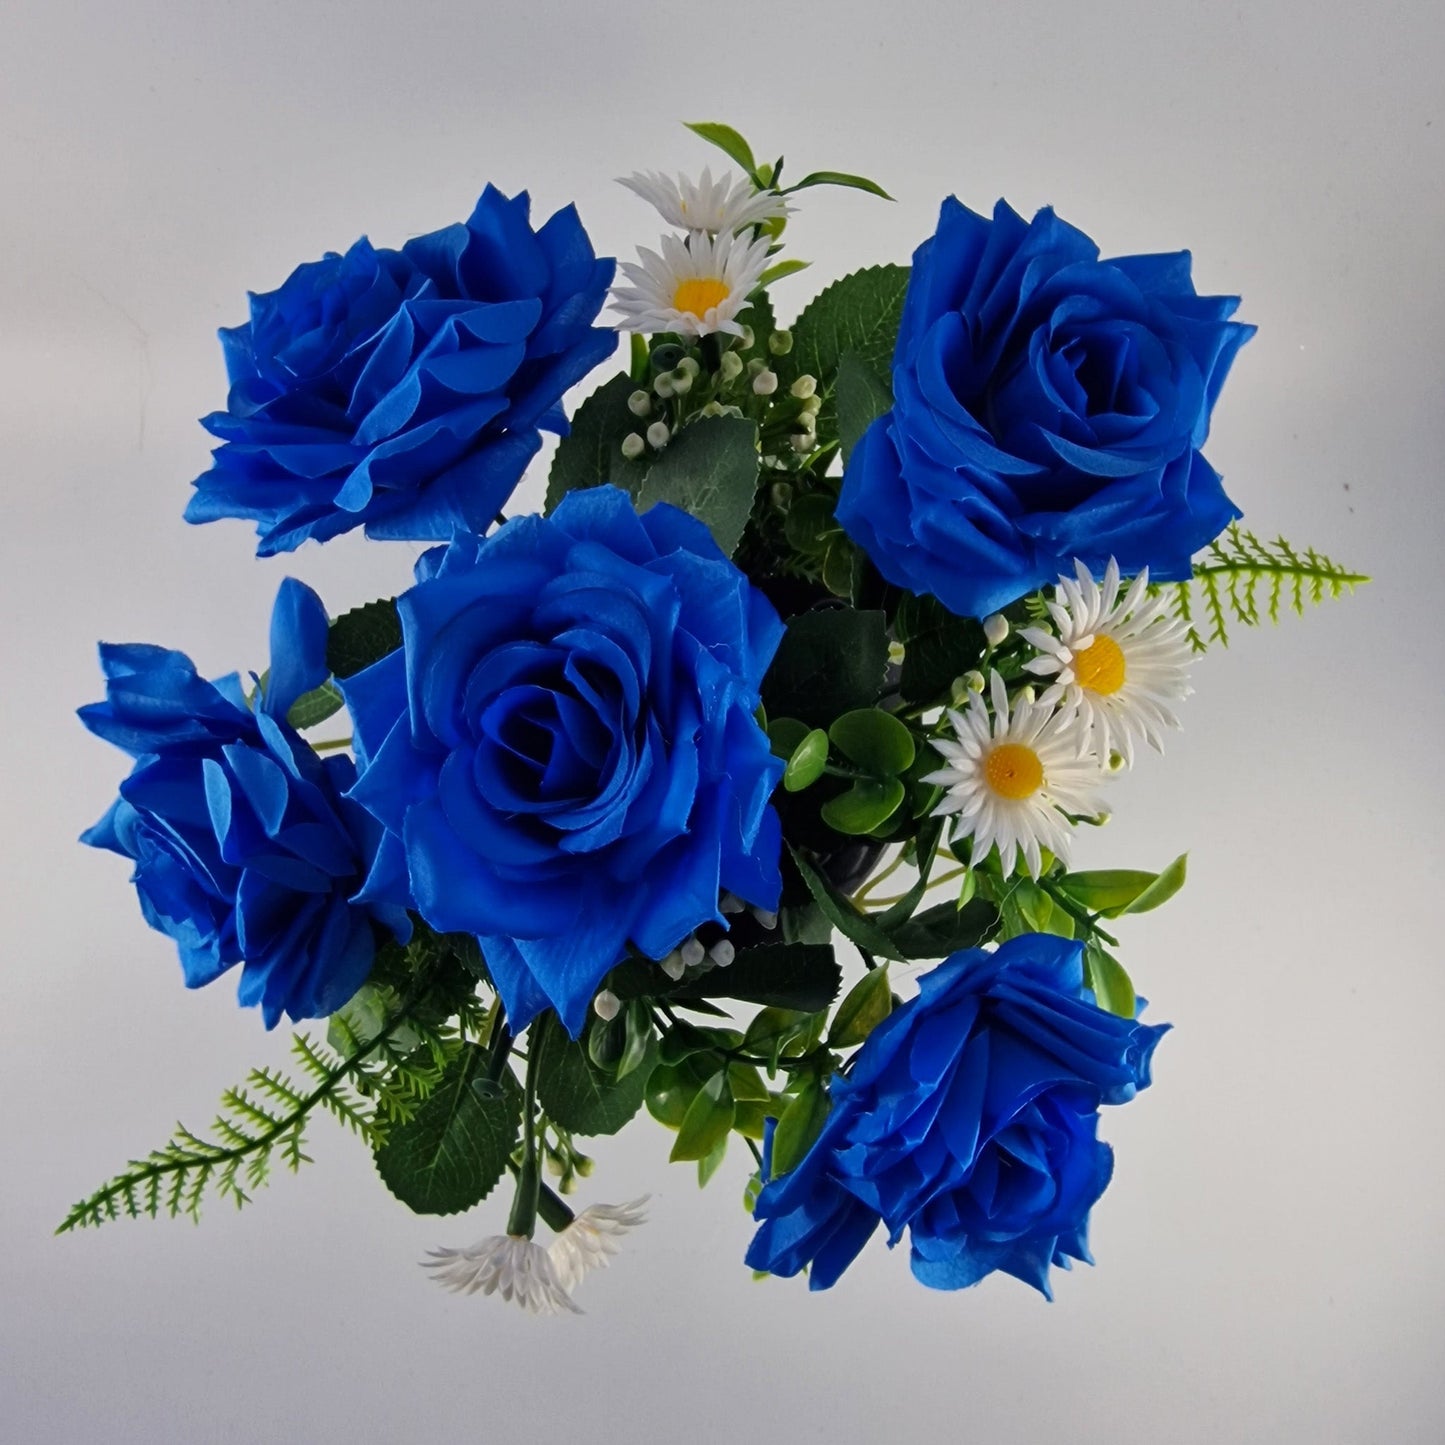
[684,121,759,178]
[670,1071,735,1162]
[835,350,893,466]
[820,535,863,601]
[828,708,915,777]
[544,372,641,512]
[372,1046,521,1216]
[783,492,839,556]
[535,1016,658,1137]
[896,593,986,705]
[283,679,344,731]
[645,1056,712,1129]
[790,846,908,962]
[783,728,829,792]
[768,716,811,760]
[889,898,1000,960]
[828,966,893,1048]
[821,777,905,835]
[672,942,842,1013]
[769,1078,830,1177]
[1085,940,1137,1018]
[784,170,894,201]
[326,599,402,680]
[779,265,910,401]
[761,608,888,730]
[636,415,760,557]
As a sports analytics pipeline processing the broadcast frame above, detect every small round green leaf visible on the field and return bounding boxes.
[783,728,830,792]
[828,708,916,777]
[820,776,905,835]
[767,716,810,761]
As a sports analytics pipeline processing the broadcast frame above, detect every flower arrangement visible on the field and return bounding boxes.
[65,122,1364,1314]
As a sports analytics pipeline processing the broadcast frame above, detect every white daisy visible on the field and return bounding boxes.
[611,228,772,338]
[1020,559,1193,766]
[422,1233,581,1316]
[618,167,790,234]
[923,672,1104,878]
[548,1197,650,1292]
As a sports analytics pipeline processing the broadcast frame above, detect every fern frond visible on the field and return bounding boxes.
[1152,524,1367,649]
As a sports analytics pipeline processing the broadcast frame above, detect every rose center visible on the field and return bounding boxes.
[1073,635,1126,695]
[984,743,1044,800]
[673,277,731,319]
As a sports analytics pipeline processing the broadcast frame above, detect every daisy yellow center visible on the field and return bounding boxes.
[1073,635,1126,695]
[984,743,1044,800]
[673,277,731,319]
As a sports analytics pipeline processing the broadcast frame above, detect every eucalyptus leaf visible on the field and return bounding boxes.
[828,708,916,777]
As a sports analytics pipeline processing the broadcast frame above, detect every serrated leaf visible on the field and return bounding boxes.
[544,372,641,512]
[372,1045,520,1216]
[783,728,829,792]
[671,942,842,1013]
[535,1016,658,1137]
[835,350,894,466]
[888,897,1000,961]
[779,264,910,407]
[896,593,986,706]
[790,846,908,963]
[1123,853,1188,915]
[684,121,759,178]
[769,1077,830,1178]
[828,966,893,1048]
[761,608,888,730]
[326,599,402,680]
[636,415,760,557]
[670,1071,735,1162]
[821,777,905,835]
[277,679,345,731]
[828,707,915,777]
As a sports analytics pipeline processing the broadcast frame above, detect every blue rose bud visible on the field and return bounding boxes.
[79,580,410,1027]
[837,198,1255,618]
[747,933,1168,1296]
[340,485,786,1037]
[186,188,617,555]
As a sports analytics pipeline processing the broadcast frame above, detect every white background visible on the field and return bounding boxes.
[3,2,1442,1440]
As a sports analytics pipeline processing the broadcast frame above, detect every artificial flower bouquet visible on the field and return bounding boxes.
[65,122,1363,1314]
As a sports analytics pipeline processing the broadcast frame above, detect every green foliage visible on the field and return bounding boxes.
[57,986,467,1233]
[1084,940,1137,1020]
[782,171,894,202]
[888,897,999,960]
[536,1015,658,1138]
[670,1070,735,1163]
[829,708,915,777]
[820,777,906,836]
[828,966,893,1048]
[326,599,402,679]
[790,847,910,963]
[769,1076,830,1177]
[373,1045,522,1216]
[895,593,987,706]
[1058,854,1187,918]
[283,679,345,730]
[670,943,842,1013]
[685,121,763,182]
[761,608,888,730]
[1156,525,1367,650]
[635,415,761,557]
[834,350,893,465]
[782,726,830,791]
[545,372,643,512]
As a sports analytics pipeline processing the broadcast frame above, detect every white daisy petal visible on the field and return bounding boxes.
[423,1235,582,1316]
[618,168,791,234]
[610,227,773,338]
[548,1197,650,1292]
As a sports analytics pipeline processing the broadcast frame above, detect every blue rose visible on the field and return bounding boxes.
[837,198,1255,617]
[746,933,1167,1296]
[79,580,409,1027]
[341,485,786,1036]
[185,187,617,555]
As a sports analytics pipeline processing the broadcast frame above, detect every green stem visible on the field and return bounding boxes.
[506,1023,546,1238]
[310,736,353,754]
[1037,878,1120,947]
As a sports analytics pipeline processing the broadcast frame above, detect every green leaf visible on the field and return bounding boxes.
[672,942,842,1013]
[790,846,908,963]
[615,1000,655,1082]
[768,716,811,761]
[544,372,642,512]
[636,415,760,557]
[1085,941,1137,1019]
[835,350,894,466]
[684,121,759,178]
[644,1056,712,1129]
[727,1061,771,1102]
[1058,869,1162,917]
[829,966,893,1048]
[326,599,402,680]
[783,728,829,792]
[783,492,840,556]
[670,1071,735,1162]
[761,608,888,730]
[758,258,812,287]
[820,536,863,601]
[821,777,905,835]
[896,593,986,706]
[828,708,915,777]
[888,898,1000,961]
[283,679,344,731]
[769,1078,830,1177]
[1123,853,1188,915]
[779,264,910,406]
[372,1045,521,1216]
[535,1017,658,1137]
[784,170,894,201]
[697,1134,729,1187]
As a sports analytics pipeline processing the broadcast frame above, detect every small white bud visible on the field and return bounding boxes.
[627,390,652,417]
[669,369,693,396]
[659,950,686,981]
[983,614,1009,648]
[593,989,621,1022]
[737,325,755,350]
[699,401,725,418]
[646,421,670,450]
[753,370,779,396]
[768,329,794,356]
[789,374,817,400]
[719,350,744,383]
[746,357,768,377]
[1018,684,1036,704]
[708,939,735,968]
[963,670,986,693]
[1094,810,1113,825]
[790,432,813,454]
[620,432,646,461]
[653,371,675,399]
[680,936,706,970]
[676,356,701,378]
[720,891,745,915]
[752,908,778,931]
[800,394,822,417]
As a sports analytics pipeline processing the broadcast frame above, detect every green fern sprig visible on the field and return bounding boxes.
[56,988,473,1233]
[1154,524,1367,650]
